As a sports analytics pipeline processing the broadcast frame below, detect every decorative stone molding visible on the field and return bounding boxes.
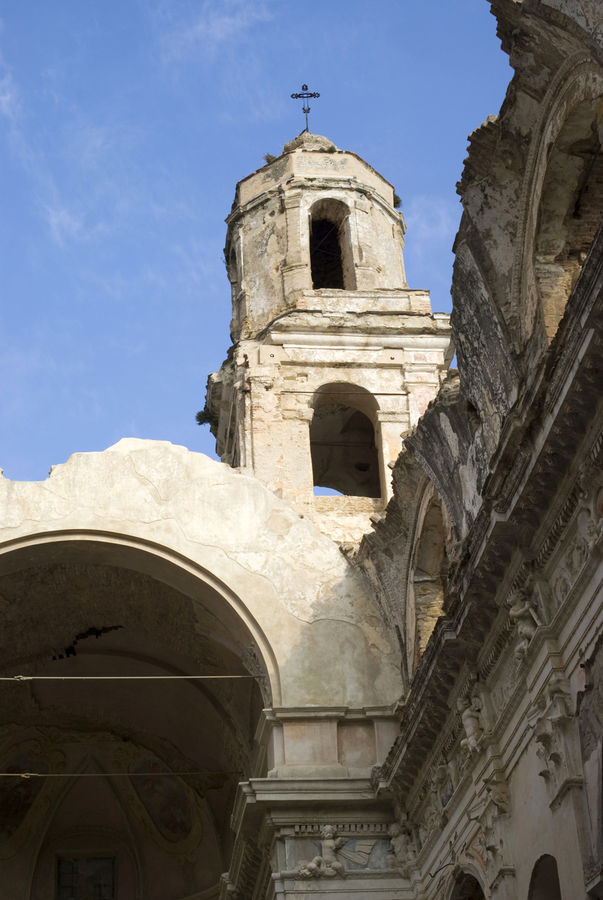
[577,634,603,894]
[464,768,514,892]
[578,634,603,763]
[531,673,583,806]
[551,489,603,609]
[241,644,272,706]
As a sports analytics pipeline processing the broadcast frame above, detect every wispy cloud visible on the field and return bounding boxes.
[0,53,96,248]
[1,33,150,252]
[42,202,84,247]
[403,194,460,249]
[145,0,283,124]
[156,0,273,64]
[66,121,118,170]
[0,68,19,123]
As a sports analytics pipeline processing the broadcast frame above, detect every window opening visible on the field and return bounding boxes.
[311,219,344,288]
[313,485,344,496]
[413,498,446,659]
[309,198,355,290]
[528,855,562,900]
[58,857,115,900]
[311,404,380,497]
[534,98,603,341]
[450,873,486,900]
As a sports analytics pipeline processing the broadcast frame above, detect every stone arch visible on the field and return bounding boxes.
[406,481,448,675]
[225,237,244,339]
[309,382,381,497]
[357,447,455,690]
[0,533,272,899]
[309,197,356,290]
[226,241,239,296]
[528,854,562,900]
[533,96,602,342]
[0,531,279,705]
[513,54,603,349]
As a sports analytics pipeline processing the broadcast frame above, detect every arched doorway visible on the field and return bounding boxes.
[528,854,562,900]
[0,537,270,900]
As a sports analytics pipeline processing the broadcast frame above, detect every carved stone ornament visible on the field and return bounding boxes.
[465,777,512,889]
[552,493,602,607]
[458,692,484,755]
[483,808,506,883]
[386,821,416,876]
[484,772,510,815]
[466,826,488,876]
[507,586,541,662]
[434,760,456,808]
[416,770,450,849]
[287,825,376,879]
[533,674,582,802]
[577,635,603,761]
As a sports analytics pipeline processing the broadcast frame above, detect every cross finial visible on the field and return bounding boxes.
[290,83,320,133]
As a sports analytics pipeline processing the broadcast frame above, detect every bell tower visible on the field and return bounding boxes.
[204,132,452,542]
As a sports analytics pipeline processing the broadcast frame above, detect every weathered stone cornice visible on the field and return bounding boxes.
[231,777,387,837]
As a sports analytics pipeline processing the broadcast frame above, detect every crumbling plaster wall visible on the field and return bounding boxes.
[457,0,602,354]
[227,189,288,339]
[358,0,602,684]
[395,0,602,541]
[0,439,402,712]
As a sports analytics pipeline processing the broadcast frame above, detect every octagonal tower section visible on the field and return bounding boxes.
[205,132,452,543]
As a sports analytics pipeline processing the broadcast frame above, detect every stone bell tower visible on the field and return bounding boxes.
[204,132,452,542]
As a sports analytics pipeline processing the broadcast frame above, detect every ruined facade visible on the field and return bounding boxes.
[0,1,601,898]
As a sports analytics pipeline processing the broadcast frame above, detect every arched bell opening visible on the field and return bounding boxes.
[309,198,356,290]
[528,854,562,900]
[449,871,487,900]
[406,483,448,678]
[310,382,381,498]
[0,537,271,900]
[534,95,603,342]
[226,243,240,301]
[225,238,244,341]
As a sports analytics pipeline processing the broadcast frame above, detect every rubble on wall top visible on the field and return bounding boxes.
[282,132,338,153]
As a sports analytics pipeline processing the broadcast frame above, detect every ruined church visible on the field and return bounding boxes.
[0,1,601,898]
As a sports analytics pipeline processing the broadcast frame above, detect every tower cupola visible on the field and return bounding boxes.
[225,132,408,341]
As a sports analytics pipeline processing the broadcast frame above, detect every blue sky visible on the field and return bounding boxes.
[0,1,510,482]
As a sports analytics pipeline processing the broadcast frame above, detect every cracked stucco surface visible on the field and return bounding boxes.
[0,438,401,708]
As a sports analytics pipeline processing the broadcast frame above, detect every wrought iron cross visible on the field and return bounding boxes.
[290,83,320,132]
